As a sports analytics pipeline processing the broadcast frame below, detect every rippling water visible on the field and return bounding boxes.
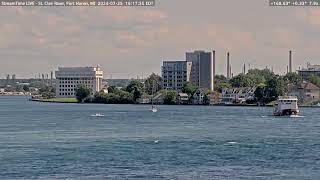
[0,96,320,179]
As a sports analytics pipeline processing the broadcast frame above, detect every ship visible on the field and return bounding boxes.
[273,96,299,116]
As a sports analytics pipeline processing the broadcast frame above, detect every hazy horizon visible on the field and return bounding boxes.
[1,0,320,79]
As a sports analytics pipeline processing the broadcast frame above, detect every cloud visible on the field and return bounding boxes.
[1,0,320,78]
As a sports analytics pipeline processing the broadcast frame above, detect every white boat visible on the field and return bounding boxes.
[273,96,299,116]
[91,113,105,117]
[150,80,158,113]
[150,105,158,112]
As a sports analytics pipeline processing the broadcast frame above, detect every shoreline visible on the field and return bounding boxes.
[29,98,320,108]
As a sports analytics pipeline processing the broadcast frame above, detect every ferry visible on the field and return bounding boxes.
[273,96,299,116]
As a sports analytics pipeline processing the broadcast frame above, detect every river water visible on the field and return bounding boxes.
[0,96,319,179]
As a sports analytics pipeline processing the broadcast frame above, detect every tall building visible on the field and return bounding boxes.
[55,66,103,98]
[11,74,16,85]
[186,50,215,91]
[5,74,10,86]
[298,63,320,80]
[161,61,192,91]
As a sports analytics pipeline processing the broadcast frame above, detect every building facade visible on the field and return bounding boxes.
[288,82,320,103]
[221,87,256,104]
[161,61,192,91]
[186,50,215,91]
[55,66,103,98]
[298,63,320,80]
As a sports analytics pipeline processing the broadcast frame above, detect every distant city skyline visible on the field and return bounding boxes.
[1,0,320,78]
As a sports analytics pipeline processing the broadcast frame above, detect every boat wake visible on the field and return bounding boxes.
[91,113,105,117]
[227,142,238,145]
[289,115,305,118]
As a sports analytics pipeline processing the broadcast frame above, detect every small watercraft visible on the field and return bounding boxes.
[150,105,158,112]
[273,96,300,116]
[91,113,105,117]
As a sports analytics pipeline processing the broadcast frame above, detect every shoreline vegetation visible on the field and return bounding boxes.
[28,70,320,107]
[29,98,320,108]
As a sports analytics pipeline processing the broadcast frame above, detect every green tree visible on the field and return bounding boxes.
[23,85,30,92]
[39,86,56,99]
[309,75,320,87]
[15,85,24,92]
[107,86,117,93]
[214,75,231,92]
[125,80,144,93]
[230,73,253,87]
[75,85,91,103]
[284,72,302,85]
[163,90,177,105]
[144,73,162,95]
[125,80,144,102]
[182,82,197,95]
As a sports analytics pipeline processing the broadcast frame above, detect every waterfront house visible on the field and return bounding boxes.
[221,87,256,104]
[152,92,165,104]
[288,82,320,103]
[137,95,152,104]
[192,88,207,105]
[207,91,221,105]
[177,93,189,104]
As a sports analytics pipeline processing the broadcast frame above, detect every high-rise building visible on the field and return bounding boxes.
[5,74,10,86]
[11,74,16,85]
[161,61,192,91]
[55,66,103,98]
[186,50,215,91]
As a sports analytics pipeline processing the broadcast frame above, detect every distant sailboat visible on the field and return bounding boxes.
[150,80,158,113]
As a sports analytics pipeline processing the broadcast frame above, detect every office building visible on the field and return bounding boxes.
[161,61,192,91]
[186,50,215,91]
[55,66,103,98]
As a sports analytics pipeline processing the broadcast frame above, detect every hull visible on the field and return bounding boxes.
[274,109,299,116]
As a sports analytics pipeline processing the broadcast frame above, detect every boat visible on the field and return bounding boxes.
[91,113,105,117]
[150,80,158,113]
[273,96,299,116]
[150,105,158,112]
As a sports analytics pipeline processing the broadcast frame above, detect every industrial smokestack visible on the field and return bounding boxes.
[289,50,292,73]
[212,50,216,91]
[227,52,230,79]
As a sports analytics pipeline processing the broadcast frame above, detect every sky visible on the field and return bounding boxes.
[1,0,320,79]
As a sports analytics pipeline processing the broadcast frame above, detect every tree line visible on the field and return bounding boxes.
[74,69,320,105]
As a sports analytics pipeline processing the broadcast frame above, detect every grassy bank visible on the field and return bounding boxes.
[31,98,78,103]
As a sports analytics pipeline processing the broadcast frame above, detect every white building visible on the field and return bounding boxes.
[55,66,103,98]
[221,87,256,104]
[161,61,192,91]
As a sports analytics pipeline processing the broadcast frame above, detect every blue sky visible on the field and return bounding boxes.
[0,0,320,78]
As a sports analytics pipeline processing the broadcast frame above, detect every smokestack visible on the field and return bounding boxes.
[212,50,216,91]
[243,63,246,74]
[50,71,53,86]
[289,50,292,73]
[227,52,230,79]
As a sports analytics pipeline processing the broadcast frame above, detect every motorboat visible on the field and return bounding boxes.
[273,96,299,116]
[150,105,158,113]
[91,113,105,117]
